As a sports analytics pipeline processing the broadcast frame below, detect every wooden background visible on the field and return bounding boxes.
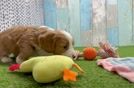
[43,0,134,47]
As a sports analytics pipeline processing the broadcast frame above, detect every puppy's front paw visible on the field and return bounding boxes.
[1,57,13,63]
[72,50,82,60]
[16,56,24,64]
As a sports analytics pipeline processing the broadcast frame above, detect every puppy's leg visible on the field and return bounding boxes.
[0,49,13,63]
[16,44,35,64]
[16,56,25,64]
[62,48,81,60]
[1,56,13,63]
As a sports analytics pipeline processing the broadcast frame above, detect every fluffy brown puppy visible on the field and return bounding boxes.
[0,26,80,63]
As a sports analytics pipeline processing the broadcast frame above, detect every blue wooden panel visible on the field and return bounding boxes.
[43,0,57,29]
[92,0,107,46]
[56,0,69,30]
[56,9,69,30]
[106,0,118,46]
[80,0,92,31]
[118,0,133,46]
[107,0,117,4]
[132,1,134,43]
[68,0,81,46]
[107,27,118,46]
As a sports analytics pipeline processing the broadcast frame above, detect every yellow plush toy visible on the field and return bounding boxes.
[9,55,84,83]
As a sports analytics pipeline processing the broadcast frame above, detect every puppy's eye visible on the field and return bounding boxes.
[64,45,68,49]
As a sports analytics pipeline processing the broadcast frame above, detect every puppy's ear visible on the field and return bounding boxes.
[38,31,56,53]
[52,34,69,54]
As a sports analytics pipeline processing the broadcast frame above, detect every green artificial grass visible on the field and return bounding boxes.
[0,46,134,88]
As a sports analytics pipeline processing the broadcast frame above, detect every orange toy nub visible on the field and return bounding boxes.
[83,47,97,60]
[63,63,84,81]
[63,68,77,81]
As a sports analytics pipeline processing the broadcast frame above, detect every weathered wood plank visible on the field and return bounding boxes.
[56,0,69,30]
[92,0,107,46]
[118,0,133,46]
[80,0,92,31]
[107,27,118,46]
[106,0,119,46]
[80,0,93,46]
[132,0,134,43]
[68,0,81,46]
[43,0,57,29]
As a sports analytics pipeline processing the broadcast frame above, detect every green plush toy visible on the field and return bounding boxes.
[9,55,84,83]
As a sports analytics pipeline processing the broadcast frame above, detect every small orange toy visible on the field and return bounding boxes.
[83,47,97,60]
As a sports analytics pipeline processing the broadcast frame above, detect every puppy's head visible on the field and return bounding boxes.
[38,30,69,54]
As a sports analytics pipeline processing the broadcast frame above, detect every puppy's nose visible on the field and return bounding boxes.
[72,54,76,58]
[72,54,79,60]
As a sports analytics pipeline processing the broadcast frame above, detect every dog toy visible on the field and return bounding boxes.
[79,42,119,60]
[8,55,84,83]
[82,47,97,60]
[97,42,119,58]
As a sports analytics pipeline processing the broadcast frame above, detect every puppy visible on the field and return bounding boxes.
[0,26,80,63]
